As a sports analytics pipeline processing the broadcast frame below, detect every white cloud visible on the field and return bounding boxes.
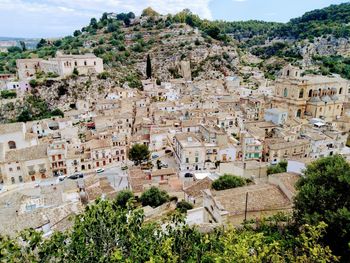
[0,0,213,37]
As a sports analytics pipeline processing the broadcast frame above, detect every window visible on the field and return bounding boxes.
[11,177,15,184]
[339,88,343,95]
[94,61,96,66]
[58,154,62,160]
[74,61,77,66]
[17,166,20,171]
[186,158,189,163]
[84,61,87,66]
[195,157,199,163]
[299,89,304,98]
[8,141,16,149]
[19,176,23,182]
[283,88,288,97]
[52,156,56,161]
[9,167,13,172]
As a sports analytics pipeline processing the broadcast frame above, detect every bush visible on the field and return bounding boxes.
[140,187,169,207]
[0,90,16,99]
[267,161,287,175]
[176,201,193,213]
[212,174,247,191]
[115,190,134,208]
[97,71,110,80]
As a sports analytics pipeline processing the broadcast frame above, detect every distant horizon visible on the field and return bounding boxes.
[0,0,347,38]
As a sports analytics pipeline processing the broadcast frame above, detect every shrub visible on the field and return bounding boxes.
[140,187,169,207]
[115,190,134,208]
[176,201,193,213]
[212,174,247,191]
[267,161,287,175]
[0,90,16,99]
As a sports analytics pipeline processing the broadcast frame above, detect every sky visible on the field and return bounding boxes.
[0,0,347,38]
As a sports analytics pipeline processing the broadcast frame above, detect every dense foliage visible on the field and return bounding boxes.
[115,190,134,208]
[128,143,150,165]
[140,186,170,208]
[0,198,338,262]
[294,155,350,260]
[274,3,350,40]
[16,95,64,122]
[212,174,248,191]
[313,55,350,79]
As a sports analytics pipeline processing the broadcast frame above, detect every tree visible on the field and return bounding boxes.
[140,186,169,207]
[72,67,79,76]
[293,155,350,260]
[90,18,98,29]
[36,38,47,49]
[0,198,339,262]
[19,41,26,51]
[115,190,134,208]
[128,144,150,165]
[267,160,287,175]
[17,109,32,122]
[212,174,248,191]
[176,201,193,213]
[142,7,159,17]
[50,108,64,117]
[146,54,152,79]
[73,30,82,37]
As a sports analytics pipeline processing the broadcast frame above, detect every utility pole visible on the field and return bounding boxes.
[244,192,249,222]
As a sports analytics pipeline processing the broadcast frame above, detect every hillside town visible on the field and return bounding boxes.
[1,3,350,260]
[0,47,349,235]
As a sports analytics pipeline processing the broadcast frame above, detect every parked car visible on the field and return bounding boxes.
[152,154,159,159]
[121,166,128,170]
[184,173,193,178]
[68,174,78,180]
[58,175,66,181]
[160,163,168,168]
[96,168,105,173]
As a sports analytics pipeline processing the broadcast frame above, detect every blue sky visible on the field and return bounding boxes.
[0,0,347,38]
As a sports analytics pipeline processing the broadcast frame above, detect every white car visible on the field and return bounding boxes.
[96,168,105,173]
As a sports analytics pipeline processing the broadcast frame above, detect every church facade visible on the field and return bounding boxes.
[273,65,349,120]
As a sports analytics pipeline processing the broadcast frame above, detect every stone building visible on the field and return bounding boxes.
[16,52,103,79]
[273,65,349,119]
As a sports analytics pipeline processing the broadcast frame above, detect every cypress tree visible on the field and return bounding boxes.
[146,54,152,79]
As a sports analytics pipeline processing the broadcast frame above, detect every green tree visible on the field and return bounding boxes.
[267,160,287,175]
[142,7,159,17]
[115,190,134,208]
[72,67,79,76]
[146,54,152,79]
[128,143,150,165]
[19,41,26,51]
[140,186,170,207]
[212,174,248,191]
[73,30,82,37]
[36,38,47,49]
[293,155,350,260]
[176,201,193,213]
[50,108,64,117]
